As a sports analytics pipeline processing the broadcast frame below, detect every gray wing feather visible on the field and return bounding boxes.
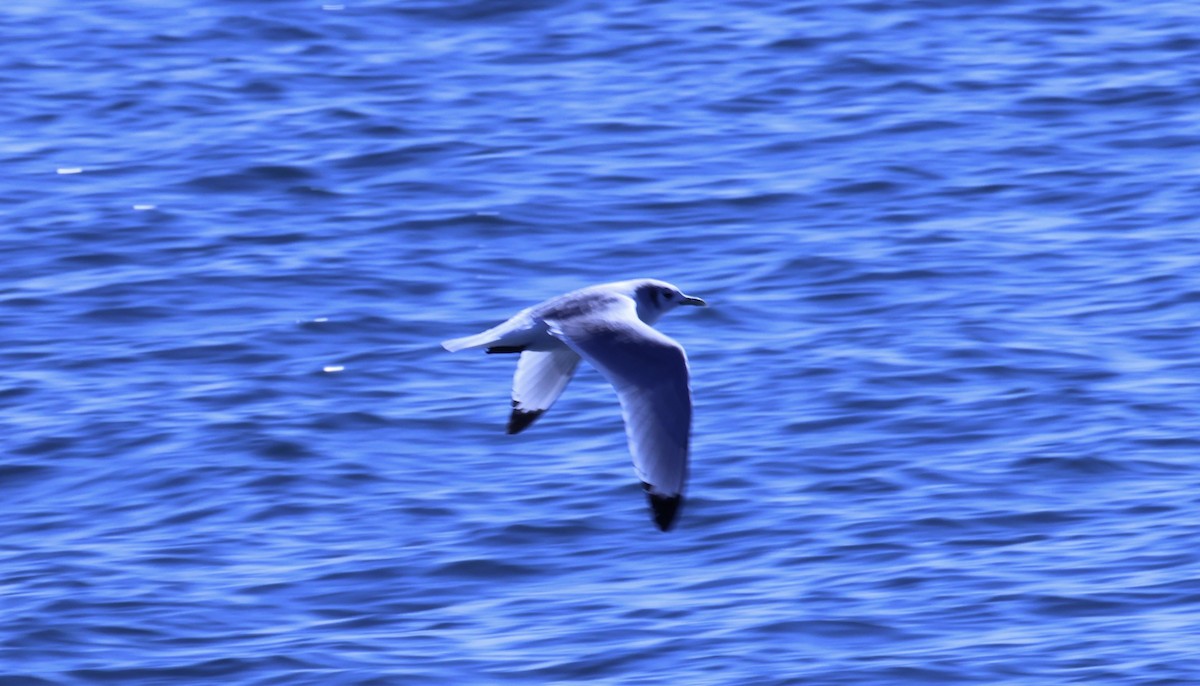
[547,302,692,499]
[508,346,580,434]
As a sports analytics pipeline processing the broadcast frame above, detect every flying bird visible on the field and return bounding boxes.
[441,279,705,531]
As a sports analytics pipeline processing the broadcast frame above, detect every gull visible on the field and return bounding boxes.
[441,279,705,531]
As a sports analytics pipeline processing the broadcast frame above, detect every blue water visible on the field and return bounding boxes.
[4,1,1200,683]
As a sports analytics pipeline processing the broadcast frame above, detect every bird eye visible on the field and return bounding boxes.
[662,289,674,300]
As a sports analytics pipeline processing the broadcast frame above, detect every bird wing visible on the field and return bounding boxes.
[546,298,692,531]
[508,345,581,434]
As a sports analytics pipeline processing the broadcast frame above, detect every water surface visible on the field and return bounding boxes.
[3,1,1200,683]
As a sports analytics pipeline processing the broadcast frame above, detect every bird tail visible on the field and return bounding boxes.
[442,309,537,353]
[441,331,494,352]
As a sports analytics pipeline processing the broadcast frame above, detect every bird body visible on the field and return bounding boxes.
[441,279,705,531]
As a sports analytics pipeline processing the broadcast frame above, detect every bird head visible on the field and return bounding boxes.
[627,279,706,325]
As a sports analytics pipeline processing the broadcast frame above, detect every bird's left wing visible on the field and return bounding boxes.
[546,298,692,531]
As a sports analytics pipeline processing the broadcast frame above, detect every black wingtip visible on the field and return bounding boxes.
[642,482,682,532]
[506,408,544,434]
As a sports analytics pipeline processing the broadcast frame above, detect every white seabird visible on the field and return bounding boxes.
[441,278,705,531]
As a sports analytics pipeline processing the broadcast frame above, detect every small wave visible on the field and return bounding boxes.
[1010,454,1125,475]
[434,557,542,579]
[184,165,315,192]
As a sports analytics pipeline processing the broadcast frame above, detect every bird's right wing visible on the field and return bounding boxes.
[547,299,692,531]
[508,345,580,434]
